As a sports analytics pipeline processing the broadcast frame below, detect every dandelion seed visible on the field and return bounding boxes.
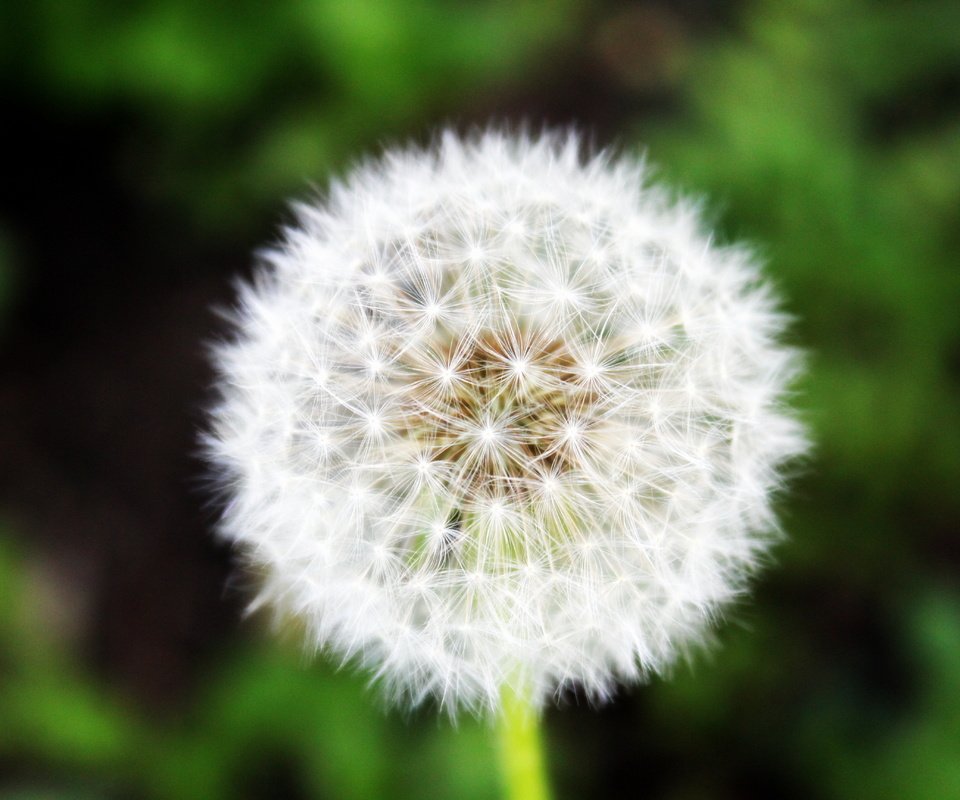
[206,128,807,715]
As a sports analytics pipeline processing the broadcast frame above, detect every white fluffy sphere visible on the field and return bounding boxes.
[207,130,806,713]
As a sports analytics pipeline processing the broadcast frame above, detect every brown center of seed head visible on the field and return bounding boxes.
[398,328,600,493]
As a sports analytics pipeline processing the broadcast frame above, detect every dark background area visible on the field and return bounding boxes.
[1,1,959,798]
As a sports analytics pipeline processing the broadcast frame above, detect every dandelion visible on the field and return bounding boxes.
[206,128,806,797]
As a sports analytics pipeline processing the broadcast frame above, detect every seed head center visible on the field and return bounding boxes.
[400,329,598,494]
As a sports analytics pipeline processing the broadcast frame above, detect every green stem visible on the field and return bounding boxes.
[496,686,552,800]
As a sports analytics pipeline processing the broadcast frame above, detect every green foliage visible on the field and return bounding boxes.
[805,592,960,800]
[2,0,574,234]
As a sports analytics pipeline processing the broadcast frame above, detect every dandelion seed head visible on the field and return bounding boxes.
[207,129,807,714]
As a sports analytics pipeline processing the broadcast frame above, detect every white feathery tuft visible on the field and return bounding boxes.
[206,129,807,714]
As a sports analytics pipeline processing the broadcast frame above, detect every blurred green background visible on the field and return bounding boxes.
[1,0,959,797]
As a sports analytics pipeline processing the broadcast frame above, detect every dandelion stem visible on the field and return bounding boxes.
[496,686,551,800]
